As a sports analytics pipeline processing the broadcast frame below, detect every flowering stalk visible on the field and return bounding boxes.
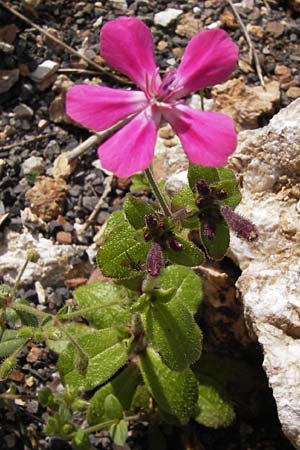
[144,168,172,217]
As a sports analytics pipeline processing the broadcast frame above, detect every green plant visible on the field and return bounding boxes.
[0,163,257,448]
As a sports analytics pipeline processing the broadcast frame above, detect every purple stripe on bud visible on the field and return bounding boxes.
[168,236,184,251]
[196,179,211,196]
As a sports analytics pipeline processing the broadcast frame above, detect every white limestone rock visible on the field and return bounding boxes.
[0,229,87,287]
[154,8,183,27]
[228,97,300,449]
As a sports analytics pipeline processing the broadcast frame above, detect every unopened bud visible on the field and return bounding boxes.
[144,214,158,229]
[196,179,211,196]
[146,241,164,277]
[143,230,152,241]
[215,189,227,200]
[220,206,258,241]
[27,249,40,263]
[168,236,183,252]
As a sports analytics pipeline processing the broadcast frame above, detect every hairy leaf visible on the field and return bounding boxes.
[139,347,198,424]
[124,195,156,229]
[74,282,132,329]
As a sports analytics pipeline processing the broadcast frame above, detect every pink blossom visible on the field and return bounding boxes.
[66,17,238,177]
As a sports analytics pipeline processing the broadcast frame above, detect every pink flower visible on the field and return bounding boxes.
[66,17,238,177]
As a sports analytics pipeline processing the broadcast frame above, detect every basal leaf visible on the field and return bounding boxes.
[124,196,156,229]
[200,218,230,260]
[110,419,128,446]
[166,234,204,267]
[74,282,132,329]
[194,374,235,428]
[104,394,123,420]
[97,224,150,279]
[58,328,130,391]
[143,299,202,371]
[139,347,198,424]
[87,364,140,425]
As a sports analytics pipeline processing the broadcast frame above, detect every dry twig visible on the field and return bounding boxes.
[80,175,113,234]
[0,0,129,84]
[0,132,57,150]
[227,0,265,87]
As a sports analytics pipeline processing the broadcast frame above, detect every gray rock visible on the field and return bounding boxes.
[14,103,34,120]
[22,156,44,176]
[29,60,59,83]
[154,8,183,27]
[0,69,19,94]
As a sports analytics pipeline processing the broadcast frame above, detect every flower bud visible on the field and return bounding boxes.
[215,189,227,200]
[144,214,158,229]
[143,230,152,241]
[27,249,40,263]
[196,179,211,196]
[168,236,183,252]
[146,241,164,277]
[220,206,258,241]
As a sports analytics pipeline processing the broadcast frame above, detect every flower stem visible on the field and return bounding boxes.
[82,415,140,434]
[145,167,172,217]
[200,89,205,110]
[11,302,51,320]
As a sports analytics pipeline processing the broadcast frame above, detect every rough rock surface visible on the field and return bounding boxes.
[0,229,87,286]
[228,98,300,449]
[159,97,300,449]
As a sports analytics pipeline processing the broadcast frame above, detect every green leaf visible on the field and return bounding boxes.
[104,210,127,238]
[14,299,38,327]
[124,195,156,229]
[104,394,124,420]
[139,347,198,424]
[143,299,202,371]
[194,375,235,428]
[130,384,151,412]
[0,329,26,357]
[58,328,130,391]
[200,218,230,260]
[155,265,202,315]
[110,419,128,446]
[72,429,92,450]
[166,234,204,267]
[188,165,219,192]
[188,163,238,192]
[212,180,241,209]
[130,173,150,193]
[74,282,132,329]
[171,186,199,229]
[45,323,91,354]
[97,223,150,279]
[87,364,140,425]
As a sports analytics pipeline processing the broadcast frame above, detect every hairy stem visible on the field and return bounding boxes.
[145,167,172,217]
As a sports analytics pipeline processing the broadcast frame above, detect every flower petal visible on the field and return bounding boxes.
[163,105,237,166]
[66,85,148,132]
[171,29,238,98]
[98,108,160,177]
[100,17,160,91]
